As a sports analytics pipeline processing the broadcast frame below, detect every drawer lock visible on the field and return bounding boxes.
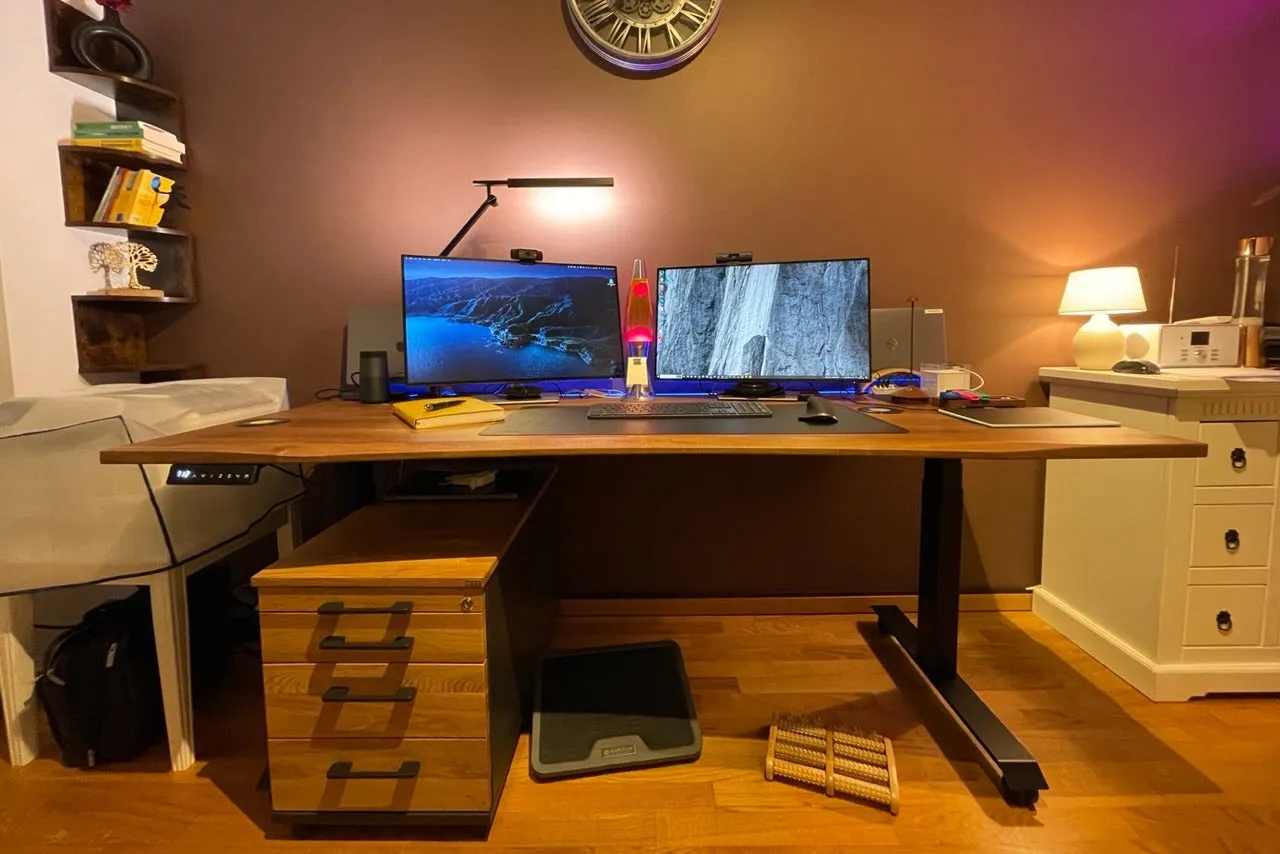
[1216,610,1233,633]
[460,597,474,613]
[1230,447,1247,471]
[1224,529,1241,552]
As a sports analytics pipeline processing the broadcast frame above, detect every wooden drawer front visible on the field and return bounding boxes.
[260,612,485,663]
[258,589,482,615]
[268,738,490,813]
[1189,505,1273,567]
[1183,586,1266,647]
[263,663,488,739]
[1196,422,1279,487]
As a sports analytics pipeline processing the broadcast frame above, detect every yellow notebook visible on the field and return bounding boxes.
[392,397,506,430]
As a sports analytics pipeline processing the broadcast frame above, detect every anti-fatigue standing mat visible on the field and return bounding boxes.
[481,403,907,436]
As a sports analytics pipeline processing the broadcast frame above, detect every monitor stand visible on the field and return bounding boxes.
[719,380,786,399]
[479,384,561,406]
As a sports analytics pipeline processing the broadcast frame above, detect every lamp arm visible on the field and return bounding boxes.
[440,186,499,257]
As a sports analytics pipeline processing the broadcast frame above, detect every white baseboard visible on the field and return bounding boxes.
[1032,587,1280,701]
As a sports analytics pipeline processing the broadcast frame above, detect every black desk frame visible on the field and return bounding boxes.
[873,458,1048,806]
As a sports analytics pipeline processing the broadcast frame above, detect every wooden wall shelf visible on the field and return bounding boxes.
[66,221,190,238]
[72,294,197,306]
[43,0,183,133]
[46,0,200,382]
[59,144,185,173]
[81,362,202,376]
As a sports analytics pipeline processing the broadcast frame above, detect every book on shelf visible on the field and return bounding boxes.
[392,397,507,430]
[70,137,184,164]
[94,168,175,227]
[74,121,185,151]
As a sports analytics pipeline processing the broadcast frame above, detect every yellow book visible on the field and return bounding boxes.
[392,397,506,430]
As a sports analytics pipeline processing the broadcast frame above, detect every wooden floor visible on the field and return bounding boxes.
[3,612,1279,853]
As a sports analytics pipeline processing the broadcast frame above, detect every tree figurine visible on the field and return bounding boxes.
[115,241,159,290]
[87,241,124,289]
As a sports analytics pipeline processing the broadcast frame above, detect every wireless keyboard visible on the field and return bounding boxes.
[586,401,774,419]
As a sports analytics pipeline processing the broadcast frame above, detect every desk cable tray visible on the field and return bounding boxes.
[765,714,900,814]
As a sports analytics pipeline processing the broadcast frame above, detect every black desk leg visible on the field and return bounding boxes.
[872,458,1048,807]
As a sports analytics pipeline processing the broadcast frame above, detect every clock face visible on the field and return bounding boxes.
[565,0,724,73]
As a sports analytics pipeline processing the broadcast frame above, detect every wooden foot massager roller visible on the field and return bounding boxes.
[764,714,900,814]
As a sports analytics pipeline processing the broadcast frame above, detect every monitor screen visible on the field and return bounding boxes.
[402,256,624,386]
[655,258,871,381]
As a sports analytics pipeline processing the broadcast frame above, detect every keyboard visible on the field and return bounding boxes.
[586,401,774,420]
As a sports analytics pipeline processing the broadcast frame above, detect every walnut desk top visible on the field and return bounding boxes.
[100,399,1206,465]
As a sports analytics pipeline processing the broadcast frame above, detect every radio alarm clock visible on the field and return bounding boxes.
[1120,322,1241,368]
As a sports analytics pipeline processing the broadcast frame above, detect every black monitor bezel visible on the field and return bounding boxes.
[654,256,872,383]
[400,254,625,387]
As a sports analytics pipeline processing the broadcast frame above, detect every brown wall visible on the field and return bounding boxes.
[130,1,1279,596]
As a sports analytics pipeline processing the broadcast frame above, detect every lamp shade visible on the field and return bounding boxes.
[1059,267,1146,316]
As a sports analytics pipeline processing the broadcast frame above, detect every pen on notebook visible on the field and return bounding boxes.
[424,399,465,412]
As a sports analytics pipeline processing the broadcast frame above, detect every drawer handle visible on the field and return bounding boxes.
[318,635,414,652]
[1224,529,1241,552]
[321,685,417,703]
[326,760,420,781]
[317,601,412,616]
[1217,610,1233,633]
[1230,447,1247,471]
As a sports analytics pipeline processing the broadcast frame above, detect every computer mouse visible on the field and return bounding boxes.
[799,396,840,424]
[1112,360,1161,375]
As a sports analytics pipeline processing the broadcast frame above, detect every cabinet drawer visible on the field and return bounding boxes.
[1189,504,1273,567]
[1183,586,1266,647]
[268,738,490,813]
[263,663,488,739]
[260,612,485,663]
[258,589,482,615]
[1196,422,1279,487]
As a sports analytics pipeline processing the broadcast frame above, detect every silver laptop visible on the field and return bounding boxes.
[870,307,946,372]
[341,306,405,391]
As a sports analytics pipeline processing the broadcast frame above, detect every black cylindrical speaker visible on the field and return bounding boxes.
[358,350,390,403]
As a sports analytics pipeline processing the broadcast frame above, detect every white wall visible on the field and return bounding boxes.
[0,0,119,397]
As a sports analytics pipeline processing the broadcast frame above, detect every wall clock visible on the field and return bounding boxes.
[565,0,723,73]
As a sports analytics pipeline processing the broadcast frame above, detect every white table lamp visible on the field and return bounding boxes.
[1059,266,1147,369]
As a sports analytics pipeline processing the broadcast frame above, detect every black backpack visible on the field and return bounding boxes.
[36,589,165,768]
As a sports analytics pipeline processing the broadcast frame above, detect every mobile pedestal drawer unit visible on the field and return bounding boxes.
[1036,368,1280,701]
[253,473,556,830]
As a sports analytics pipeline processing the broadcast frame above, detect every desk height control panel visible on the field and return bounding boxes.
[166,463,261,485]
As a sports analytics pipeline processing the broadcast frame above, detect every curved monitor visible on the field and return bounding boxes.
[655,258,871,382]
[402,255,624,386]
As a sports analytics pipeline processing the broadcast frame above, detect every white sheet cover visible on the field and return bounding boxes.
[0,378,303,594]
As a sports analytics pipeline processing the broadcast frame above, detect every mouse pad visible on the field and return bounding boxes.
[480,403,907,436]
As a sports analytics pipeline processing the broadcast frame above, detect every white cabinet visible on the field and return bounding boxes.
[1036,367,1280,701]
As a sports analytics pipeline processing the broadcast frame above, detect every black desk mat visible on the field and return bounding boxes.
[480,403,907,436]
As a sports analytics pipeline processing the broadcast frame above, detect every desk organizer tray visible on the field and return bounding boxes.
[482,403,906,436]
[531,640,701,781]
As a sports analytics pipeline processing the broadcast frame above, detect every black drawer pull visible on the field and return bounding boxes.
[1224,529,1241,552]
[1217,610,1233,632]
[1230,447,1247,471]
[318,635,413,652]
[321,686,417,703]
[327,760,420,781]
[317,601,412,616]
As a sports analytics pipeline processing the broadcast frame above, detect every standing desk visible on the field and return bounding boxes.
[101,399,1205,807]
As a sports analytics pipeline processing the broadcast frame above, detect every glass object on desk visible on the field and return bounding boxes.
[1232,236,1272,368]
[625,259,654,399]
